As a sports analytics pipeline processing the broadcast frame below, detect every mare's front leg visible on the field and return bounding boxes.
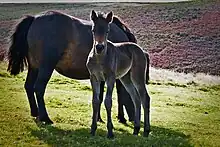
[105,76,115,138]
[90,75,101,136]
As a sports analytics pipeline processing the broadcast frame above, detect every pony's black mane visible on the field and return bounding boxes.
[112,16,137,43]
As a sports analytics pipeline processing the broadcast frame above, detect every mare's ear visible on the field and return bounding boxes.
[91,10,98,22]
[106,11,113,23]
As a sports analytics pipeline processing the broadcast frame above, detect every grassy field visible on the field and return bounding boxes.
[0,62,220,147]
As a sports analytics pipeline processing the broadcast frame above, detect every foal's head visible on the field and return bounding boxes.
[90,10,113,54]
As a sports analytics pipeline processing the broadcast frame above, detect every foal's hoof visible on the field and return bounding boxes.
[133,126,140,136]
[143,131,150,137]
[107,133,114,139]
[90,131,96,136]
[143,130,150,137]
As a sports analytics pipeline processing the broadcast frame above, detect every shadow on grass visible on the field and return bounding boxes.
[28,121,192,147]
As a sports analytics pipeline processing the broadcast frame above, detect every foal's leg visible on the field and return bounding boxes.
[24,67,38,117]
[90,75,100,136]
[120,73,141,136]
[105,76,115,138]
[131,70,151,137]
[97,81,105,123]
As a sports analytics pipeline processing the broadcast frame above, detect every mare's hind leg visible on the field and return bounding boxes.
[24,67,38,117]
[116,80,134,123]
[34,49,61,124]
[97,81,105,123]
[120,73,141,135]
[131,70,151,137]
[116,80,126,124]
[34,65,55,124]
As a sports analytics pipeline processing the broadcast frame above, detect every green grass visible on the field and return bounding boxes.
[0,61,220,147]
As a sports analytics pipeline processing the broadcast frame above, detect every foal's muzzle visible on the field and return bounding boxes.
[96,44,105,54]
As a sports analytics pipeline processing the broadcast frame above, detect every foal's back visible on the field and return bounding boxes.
[107,41,147,79]
[114,42,146,59]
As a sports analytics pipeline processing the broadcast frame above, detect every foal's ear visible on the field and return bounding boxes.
[106,11,113,23]
[91,10,98,22]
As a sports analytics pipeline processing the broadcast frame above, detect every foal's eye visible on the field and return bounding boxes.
[92,28,96,32]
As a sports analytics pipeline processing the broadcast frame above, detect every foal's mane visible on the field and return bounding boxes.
[95,11,105,19]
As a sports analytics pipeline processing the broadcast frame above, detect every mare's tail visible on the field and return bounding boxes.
[7,15,35,75]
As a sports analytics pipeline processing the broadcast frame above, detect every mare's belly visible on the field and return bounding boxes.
[55,66,90,80]
[55,43,91,80]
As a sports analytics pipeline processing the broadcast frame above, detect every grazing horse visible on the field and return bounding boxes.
[86,10,151,138]
[7,10,148,124]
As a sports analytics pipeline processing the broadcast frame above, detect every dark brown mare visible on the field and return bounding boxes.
[87,10,150,138]
[7,10,149,124]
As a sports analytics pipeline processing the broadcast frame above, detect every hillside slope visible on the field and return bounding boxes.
[0,1,219,75]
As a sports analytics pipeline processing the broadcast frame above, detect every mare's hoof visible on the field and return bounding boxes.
[31,111,39,117]
[37,116,54,125]
[128,118,134,122]
[90,125,97,136]
[118,117,127,124]
[107,133,114,139]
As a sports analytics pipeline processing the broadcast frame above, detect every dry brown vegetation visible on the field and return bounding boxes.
[0,1,220,75]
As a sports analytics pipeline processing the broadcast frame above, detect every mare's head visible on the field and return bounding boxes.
[90,10,113,54]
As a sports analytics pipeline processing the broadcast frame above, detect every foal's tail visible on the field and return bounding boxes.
[7,15,35,75]
[112,16,150,84]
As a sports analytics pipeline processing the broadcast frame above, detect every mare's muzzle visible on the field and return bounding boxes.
[96,44,105,54]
